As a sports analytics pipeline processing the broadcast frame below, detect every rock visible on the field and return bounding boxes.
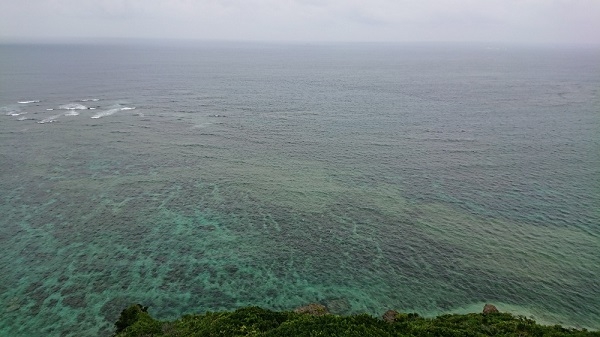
[293,303,329,316]
[383,310,399,323]
[324,298,350,315]
[483,303,499,314]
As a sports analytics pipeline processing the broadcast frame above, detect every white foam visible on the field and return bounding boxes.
[64,111,80,116]
[46,108,54,111]
[18,100,40,104]
[89,107,97,110]
[120,107,135,110]
[3,108,20,116]
[9,112,27,116]
[17,117,28,121]
[81,98,100,102]
[91,108,119,119]
[38,114,61,124]
[59,103,88,110]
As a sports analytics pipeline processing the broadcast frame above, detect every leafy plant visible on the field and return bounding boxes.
[113,305,600,337]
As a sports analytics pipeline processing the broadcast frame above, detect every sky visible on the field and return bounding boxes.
[1,0,599,44]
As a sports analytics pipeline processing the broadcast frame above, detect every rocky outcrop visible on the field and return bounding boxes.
[294,303,329,316]
[382,310,399,323]
[483,303,499,314]
[324,298,350,315]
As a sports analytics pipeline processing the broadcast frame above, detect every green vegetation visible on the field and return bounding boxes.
[114,304,599,337]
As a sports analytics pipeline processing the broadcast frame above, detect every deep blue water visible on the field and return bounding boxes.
[0,42,599,336]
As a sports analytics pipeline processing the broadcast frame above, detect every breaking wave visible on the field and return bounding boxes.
[2,106,20,115]
[91,108,119,119]
[38,114,61,124]
[8,112,28,117]
[59,103,88,110]
[18,100,40,104]
[91,106,135,119]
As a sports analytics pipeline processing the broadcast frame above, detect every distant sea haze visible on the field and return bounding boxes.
[0,42,598,336]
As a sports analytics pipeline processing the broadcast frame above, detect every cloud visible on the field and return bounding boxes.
[1,0,599,44]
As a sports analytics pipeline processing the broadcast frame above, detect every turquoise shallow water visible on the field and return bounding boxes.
[0,42,599,336]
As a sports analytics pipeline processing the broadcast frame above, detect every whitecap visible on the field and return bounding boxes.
[81,98,100,102]
[46,108,54,111]
[9,112,27,116]
[38,114,61,124]
[3,109,20,116]
[120,107,135,111]
[18,100,40,104]
[91,108,120,119]
[59,103,88,110]
[64,111,79,116]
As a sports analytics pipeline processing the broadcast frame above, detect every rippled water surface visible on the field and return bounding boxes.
[0,42,599,336]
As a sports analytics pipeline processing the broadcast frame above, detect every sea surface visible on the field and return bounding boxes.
[0,41,598,336]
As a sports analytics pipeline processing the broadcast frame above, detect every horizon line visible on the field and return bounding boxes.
[1,36,599,48]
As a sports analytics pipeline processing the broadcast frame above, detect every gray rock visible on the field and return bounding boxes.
[294,303,329,316]
[383,310,399,323]
[483,303,499,314]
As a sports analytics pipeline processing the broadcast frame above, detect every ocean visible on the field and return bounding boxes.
[0,41,598,336]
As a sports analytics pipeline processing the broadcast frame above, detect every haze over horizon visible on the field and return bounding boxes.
[1,0,599,45]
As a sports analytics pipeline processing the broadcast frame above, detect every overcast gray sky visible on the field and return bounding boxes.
[1,0,599,44]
